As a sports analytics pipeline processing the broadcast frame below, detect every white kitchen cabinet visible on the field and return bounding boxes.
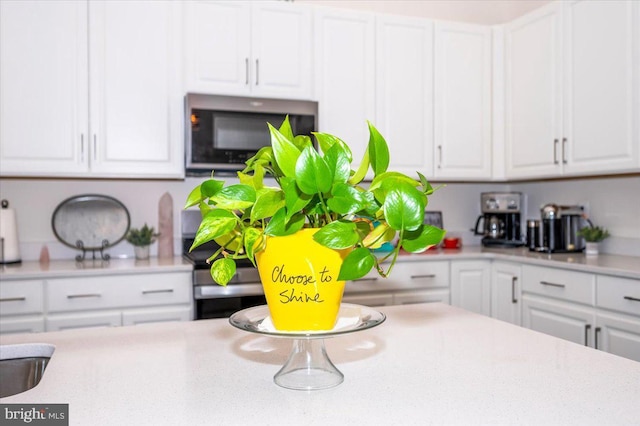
[490,262,522,325]
[315,7,375,166]
[184,1,312,100]
[505,0,639,179]
[522,294,595,346]
[0,280,45,334]
[122,306,193,326]
[450,260,491,316]
[393,289,450,305]
[342,292,394,307]
[434,21,492,180]
[595,312,640,362]
[375,15,434,178]
[0,0,184,178]
[46,311,122,332]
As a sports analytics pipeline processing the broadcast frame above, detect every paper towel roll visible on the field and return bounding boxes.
[0,200,22,264]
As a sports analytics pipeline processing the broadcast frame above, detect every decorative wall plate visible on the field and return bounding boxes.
[51,194,130,260]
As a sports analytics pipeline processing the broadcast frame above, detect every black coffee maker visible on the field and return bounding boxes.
[473,192,524,247]
[536,204,592,253]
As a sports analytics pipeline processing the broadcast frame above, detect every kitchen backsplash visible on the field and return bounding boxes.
[0,175,638,261]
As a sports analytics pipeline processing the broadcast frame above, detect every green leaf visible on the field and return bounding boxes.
[338,248,375,281]
[238,164,265,190]
[383,182,425,231]
[269,123,301,178]
[210,258,236,286]
[313,132,353,162]
[327,183,366,215]
[184,179,224,208]
[402,225,446,253]
[295,145,332,195]
[324,143,351,185]
[417,172,434,195]
[244,227,264,266]
[210,184,256,210]
[367,121,389,176]
[292,135,313,151]
[348,148,370,185]
[280,177,312,221]
[250,188,285,223]
[313,221,359,249]
[362,222,396,249]
[278,116,294,141]
[190,210,238,250]
[264,208,305,236]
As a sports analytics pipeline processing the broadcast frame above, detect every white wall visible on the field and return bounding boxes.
[3,175,637,261]
[298,0,551,25]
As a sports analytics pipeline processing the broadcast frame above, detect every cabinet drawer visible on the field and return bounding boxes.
[393,289,450,305]
[392,261,450,289]
[122,306,193,326]
[597,275,640,316]
[46,311,122,331]
[47,272,192,313]
[522,265,594,305]
[0,316,45,334]
[0,280,44,316]
[342,292,394,307]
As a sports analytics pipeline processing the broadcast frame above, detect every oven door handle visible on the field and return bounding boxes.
[195,283,264,299]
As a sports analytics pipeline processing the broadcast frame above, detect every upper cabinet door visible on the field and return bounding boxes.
[505,2,563,179]
[562,0,639,175]
[0,0,89,177]
[184,1,251,95]
[184,1,312,100]
[376,15,434,179]
[88,0,184,178]
[314,8,375,165]
[434,21,492,180]
[251,2,313,99]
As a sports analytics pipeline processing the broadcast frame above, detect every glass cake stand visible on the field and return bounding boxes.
[229,303,386,391]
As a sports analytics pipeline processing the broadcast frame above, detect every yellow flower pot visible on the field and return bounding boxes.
[256,228,350,331]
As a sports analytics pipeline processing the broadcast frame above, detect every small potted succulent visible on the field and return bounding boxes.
[577,225,609,256]
[185,118,445,331]
[126,223,160,260]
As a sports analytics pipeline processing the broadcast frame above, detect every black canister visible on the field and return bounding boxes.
[541,204,562,252]
[526,219,540,250]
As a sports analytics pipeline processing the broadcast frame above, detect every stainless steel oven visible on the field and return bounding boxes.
[182,210,266,319]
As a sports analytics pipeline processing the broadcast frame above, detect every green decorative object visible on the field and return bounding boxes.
[126,223,160,247]
[577,226,610,243]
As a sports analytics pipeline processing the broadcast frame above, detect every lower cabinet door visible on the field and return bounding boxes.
[595,311,640,362]
[491,262,522,325]
[393,289,450,305]
[342,293,394,307]
[0,316,45,334]
[522,294,594,346]
[46,311,121,331]
[122,306,193,326]
[451,261,491,316]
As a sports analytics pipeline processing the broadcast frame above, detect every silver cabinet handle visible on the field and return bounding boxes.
[142,289,174,295]
[80,134,85,162]
[411,274,436,279]
[437,145,442,169]
[623,296,640,302]
[93,134,97,161]
[67,293,101,299]
[553,139,559,164]
[0,297,27,302]
[562,137,567,164]
[511,276,518,304]
[353,277,378,283]
[255,58,259,85]
[539,280,565,288]
[584,324,591,346]
[595,327,601,350]
[245,57,249,85]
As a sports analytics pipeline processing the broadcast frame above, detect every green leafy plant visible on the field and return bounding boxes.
[577,226,610,243]
[185,118,446,285]
[126,224,159,247]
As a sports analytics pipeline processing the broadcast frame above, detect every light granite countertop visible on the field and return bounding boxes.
[1,303,638,425]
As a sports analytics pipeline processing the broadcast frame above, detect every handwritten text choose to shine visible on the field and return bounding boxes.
[271,264,334,304]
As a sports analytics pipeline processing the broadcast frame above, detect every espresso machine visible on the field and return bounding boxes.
[473,192,524,247]
[535,204,592,253]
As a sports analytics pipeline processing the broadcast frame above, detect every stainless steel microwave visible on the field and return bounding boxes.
[185,94,318,175]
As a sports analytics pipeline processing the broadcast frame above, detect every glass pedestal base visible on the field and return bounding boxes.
[229,303,385,391]
[275,338,343,390]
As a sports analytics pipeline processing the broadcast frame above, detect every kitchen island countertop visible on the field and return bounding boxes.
[1,303,639,425]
